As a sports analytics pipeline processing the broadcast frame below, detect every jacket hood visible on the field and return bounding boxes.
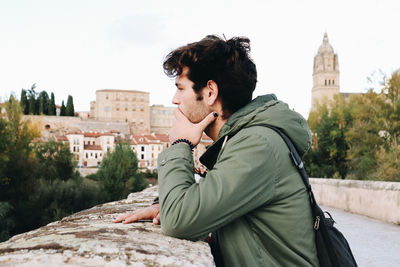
[200,94,311,168]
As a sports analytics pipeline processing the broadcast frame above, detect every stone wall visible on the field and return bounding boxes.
[0,186,215,266]
[24,115,131,137]
[310,178,400,225]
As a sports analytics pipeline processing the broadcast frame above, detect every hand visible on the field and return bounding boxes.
[169,110,218,146]
[112,204,160,225]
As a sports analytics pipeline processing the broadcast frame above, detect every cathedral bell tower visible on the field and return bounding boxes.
[311,33,340,108]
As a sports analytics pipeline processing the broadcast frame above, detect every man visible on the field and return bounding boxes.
[114,35,319,266]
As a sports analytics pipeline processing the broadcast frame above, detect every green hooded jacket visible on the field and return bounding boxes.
[157,94,319,267]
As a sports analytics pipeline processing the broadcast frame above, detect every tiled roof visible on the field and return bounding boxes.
[84,145,102,150]
[153,133,169,142]
[56,135,69,142]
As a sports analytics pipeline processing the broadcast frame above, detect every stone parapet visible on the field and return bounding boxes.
[0,186,215,266]
[310,178,400,225]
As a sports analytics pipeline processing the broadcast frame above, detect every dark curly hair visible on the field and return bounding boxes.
[163,35,257,117]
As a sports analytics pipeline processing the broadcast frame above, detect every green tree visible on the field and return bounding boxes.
[344,90,386,179]
[34,140,78,182]
[0,97,104,242]
[37,91,49,115]
[20,89,29,115]
[97,142,147,202]
[0,96,39,240]
[28,94,35,114]
[48,92,56,115]
[60,100,66,116]
[369,70,400,181]
[305,95,350,179]
[65,95,75,116]
[27,84,37,115]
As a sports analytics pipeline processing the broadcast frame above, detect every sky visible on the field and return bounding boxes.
[1,0,399,118]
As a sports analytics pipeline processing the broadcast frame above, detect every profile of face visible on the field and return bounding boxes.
[172,66,210,123]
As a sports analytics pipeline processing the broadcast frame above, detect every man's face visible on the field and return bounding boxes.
[172,66,209,123]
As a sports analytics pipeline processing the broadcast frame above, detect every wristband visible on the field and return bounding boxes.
[171,138,195,151]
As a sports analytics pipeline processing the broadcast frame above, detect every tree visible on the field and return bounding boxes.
[33,140,78,182]
[97,142,147,202]
[48,92,56,115]
[26,84,37,115]
[20,89,29,115]
[28,94,36,115]
[0,96,40,240]
[305,95,351,179]
[37,91,49,115]
[65,95,75,116]
[60,101,66,116]
[305,69,400,181]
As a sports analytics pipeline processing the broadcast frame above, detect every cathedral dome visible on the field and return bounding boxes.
[318,32,334,54]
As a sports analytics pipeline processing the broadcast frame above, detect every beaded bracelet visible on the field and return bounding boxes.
[171,138,195,151]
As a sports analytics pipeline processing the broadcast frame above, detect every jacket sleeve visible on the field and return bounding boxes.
[157,131,279,240]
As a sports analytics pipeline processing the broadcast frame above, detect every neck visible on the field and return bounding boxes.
[205,116,228,141]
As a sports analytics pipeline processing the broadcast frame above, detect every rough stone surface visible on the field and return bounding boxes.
[0,186,215,266]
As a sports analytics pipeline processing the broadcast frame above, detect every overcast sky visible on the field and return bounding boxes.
[1,0,399,118]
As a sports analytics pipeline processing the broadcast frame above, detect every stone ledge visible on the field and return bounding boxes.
[0,186,215,266]
[310,178,400,225]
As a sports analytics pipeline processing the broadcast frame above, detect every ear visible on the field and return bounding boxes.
[204,80,219,106]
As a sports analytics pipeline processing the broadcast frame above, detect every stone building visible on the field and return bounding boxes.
[150,105,176,134]
[66,131,115,167]
[90,89,150,134]
[311,33,340,108]
[130,133,169,170]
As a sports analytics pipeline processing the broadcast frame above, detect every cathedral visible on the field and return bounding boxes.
[311,33,340,108]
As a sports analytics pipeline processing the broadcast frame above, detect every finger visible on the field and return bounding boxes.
[197,112,218,131]
[122,214,141,224]
[112,213,131,223]
[153,213,161,225]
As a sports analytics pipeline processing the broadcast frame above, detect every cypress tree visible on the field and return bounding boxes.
[28,95,35,115]
[42,91,49,115]
[20,89,29,115]
[48,93,56,116]
[60,101,66,116]
[38,92,44,114]
[65,95,75,116]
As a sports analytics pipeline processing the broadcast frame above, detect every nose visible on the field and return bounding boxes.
[172,90,180,105]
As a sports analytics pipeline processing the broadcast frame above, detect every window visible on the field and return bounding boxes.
[90,153,93,157]
[86,153,88,159]
[152,153,154,158]
[141,146,145,152]
[95,153,97,159]
[104,106,110,112]
[325,80,327,86]
[332,80,335,85]
[141,154,144,159]
[73,147,76,152]
[77,147,79,152]
[106,95,109,100]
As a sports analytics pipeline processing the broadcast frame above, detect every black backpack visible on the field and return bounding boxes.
[260,124,358,267]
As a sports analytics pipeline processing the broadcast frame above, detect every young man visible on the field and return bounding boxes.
[114,35,319,266]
